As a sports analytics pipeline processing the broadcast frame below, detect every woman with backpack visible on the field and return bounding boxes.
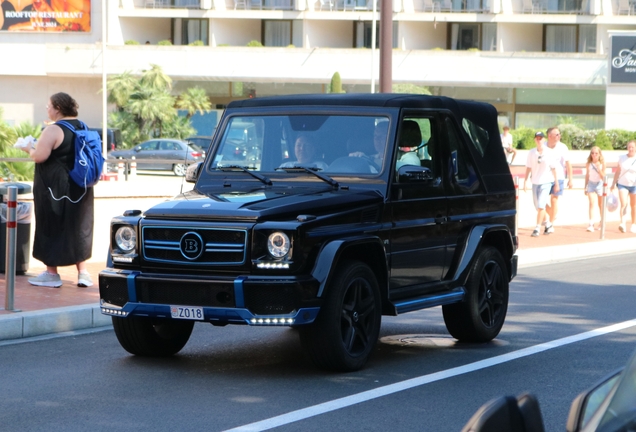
[20,92,94,288]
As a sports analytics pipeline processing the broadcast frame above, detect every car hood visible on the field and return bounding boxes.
[143,186,383,222]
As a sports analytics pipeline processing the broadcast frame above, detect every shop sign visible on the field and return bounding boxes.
[610,35,636,84]
[1,0,90,32]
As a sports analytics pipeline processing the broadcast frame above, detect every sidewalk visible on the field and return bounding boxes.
[1,173,635,341]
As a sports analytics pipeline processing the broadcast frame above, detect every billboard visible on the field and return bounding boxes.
[610,34,636,85]
[1,0,91,32]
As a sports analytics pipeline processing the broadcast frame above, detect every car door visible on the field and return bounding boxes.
[388,115,448,297]
[159,140,183,170]
[135,140,160,170]
[441,115,488,280]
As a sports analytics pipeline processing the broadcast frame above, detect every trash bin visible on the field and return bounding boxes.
[0,182,32,274]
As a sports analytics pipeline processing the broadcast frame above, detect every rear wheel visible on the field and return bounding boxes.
[299,261,381,372]
[112,316,194,357]
[442,246,508,342]
[173,163,187,176]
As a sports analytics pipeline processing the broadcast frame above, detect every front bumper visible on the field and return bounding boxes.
[98,268,321,326]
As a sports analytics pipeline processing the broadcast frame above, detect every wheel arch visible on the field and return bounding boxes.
[311,237,389,311]
[450,225,515,285]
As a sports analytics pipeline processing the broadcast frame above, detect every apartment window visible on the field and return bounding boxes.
[449,23,496,51]
[182,19,209,45]
[544,24,595,53]
[263,20,292,47]
[354,22,398,49]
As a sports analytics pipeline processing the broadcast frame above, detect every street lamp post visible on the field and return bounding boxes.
[379,0,392,93]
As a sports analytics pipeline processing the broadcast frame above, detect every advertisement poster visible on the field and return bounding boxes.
[1,0,91,32]
[610,35,636,85]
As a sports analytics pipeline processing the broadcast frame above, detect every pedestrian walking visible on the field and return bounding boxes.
[584,146,606,232]
[545,127,572,229]
[524,131,559,237]
[500,126,517,165]
[611,140,636,233]
[19,92,95,288]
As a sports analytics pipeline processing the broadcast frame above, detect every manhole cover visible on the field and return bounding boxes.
[380,334,457,348]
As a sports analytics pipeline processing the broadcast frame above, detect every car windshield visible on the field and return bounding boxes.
[211,115,390,176]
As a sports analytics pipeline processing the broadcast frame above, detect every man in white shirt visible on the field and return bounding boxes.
[500,126,516,165]
[523,131,559,237]
[545,127,572,230]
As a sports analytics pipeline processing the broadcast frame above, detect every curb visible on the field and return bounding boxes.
[517,237,636,268]
[0,304,111,341]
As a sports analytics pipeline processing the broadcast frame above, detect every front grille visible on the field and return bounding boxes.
[244,284,298,315]
[99,276,129,306]
[136,280,235,308]
[142,226,247,265]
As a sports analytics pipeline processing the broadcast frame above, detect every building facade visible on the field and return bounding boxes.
[1,0,635,134]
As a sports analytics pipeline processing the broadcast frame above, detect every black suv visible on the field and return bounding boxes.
[99,94,518,372]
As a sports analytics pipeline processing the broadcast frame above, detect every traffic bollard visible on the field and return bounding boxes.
[3,186,21,312]
[600,174,607,240]
[130,156,137,179]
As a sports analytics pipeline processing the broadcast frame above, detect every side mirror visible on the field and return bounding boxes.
[566,369,622,432]
[134,146,141,152]
[185,161,203,183]
[397,165,434,183]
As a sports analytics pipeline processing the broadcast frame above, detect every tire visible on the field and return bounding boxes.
[112,316,194,357]
[442,246,509,343]
[299,261,381,372]
[173,164,187,176]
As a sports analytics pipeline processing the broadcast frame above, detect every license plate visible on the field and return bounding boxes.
[170,305,204,321]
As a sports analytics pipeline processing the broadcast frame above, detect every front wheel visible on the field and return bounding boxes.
[442,246,509,343]
[112,316,194,357]
[173,163,187,176]
[299,260,381,372]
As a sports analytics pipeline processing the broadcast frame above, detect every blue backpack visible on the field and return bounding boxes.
[56,120,105,188]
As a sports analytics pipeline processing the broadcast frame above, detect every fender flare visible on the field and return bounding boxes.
[311,236,387,298]
[450,225,514,284]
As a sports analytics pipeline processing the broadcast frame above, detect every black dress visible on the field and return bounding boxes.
[32,119,94,266]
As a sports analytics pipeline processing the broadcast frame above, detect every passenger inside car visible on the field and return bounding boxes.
[280,134,328,170]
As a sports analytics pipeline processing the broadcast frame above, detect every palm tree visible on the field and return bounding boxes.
[140,64,172,92]
[175,87,211,119]
[107,71,137,110]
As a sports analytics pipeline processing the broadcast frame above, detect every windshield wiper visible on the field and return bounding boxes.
[276,166,339,188]
[216,165,272,185]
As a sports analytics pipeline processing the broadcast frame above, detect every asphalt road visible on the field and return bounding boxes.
[1,254,635,432]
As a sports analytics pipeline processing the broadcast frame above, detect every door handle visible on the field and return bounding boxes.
[434,216,447,224]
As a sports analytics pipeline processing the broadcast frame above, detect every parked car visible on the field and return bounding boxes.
[88,127,122,152]
[100,93,517,371]
[107,138,204,176]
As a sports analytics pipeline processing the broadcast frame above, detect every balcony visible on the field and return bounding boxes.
[521,0,591,14]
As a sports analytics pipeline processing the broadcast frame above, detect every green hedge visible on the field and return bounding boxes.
[511,125,636,150]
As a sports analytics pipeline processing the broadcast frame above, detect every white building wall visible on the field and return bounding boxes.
[605,86,636,131]
[210,18,261,46]
[398,22,447,50]
[119,17,172,44]
[498,23,542,52]
[0,76,102,127]
[303,20,352,48]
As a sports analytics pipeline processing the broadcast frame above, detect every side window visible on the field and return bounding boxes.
[139,141,158,151]
[394,117,444,199]
[445,117,482,195]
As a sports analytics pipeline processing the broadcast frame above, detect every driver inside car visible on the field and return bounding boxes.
[348,120,389,167]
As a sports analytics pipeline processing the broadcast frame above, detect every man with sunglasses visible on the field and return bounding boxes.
[545,127,572,231]
[524,131,559,237]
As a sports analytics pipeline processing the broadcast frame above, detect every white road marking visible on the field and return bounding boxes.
[225,318,636,432]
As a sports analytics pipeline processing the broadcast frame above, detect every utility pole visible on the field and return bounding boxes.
[379,0,392,93]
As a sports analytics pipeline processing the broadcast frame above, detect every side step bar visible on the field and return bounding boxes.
[392,287,465,315]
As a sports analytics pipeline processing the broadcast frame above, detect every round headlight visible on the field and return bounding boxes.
[267,232,290,258]
[115,226,136,252]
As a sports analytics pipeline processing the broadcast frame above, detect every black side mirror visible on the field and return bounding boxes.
[462,393,544,432]
[185,161,203,183]
[397,165,434,183]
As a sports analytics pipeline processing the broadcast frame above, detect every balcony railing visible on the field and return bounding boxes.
[521,0,591,13]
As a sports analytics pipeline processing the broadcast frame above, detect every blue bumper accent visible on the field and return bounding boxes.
[101,303,320,326]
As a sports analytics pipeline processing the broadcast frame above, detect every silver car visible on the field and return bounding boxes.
[107,139,204,176]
